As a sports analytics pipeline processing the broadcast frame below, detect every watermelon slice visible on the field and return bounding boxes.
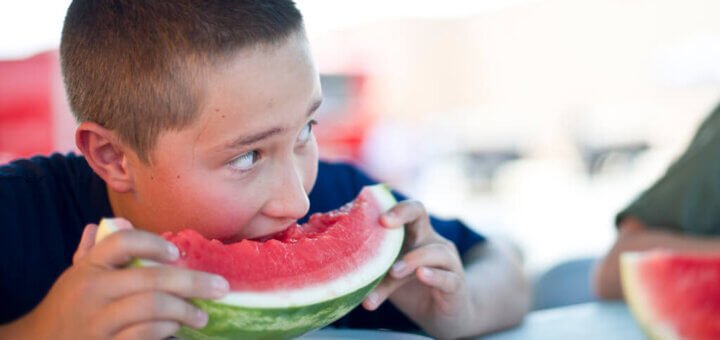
[95,184,404,339]
[621,251,720,340]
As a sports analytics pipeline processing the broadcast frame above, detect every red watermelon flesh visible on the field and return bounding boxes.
[163,187,388,291]
[621,251,720,340]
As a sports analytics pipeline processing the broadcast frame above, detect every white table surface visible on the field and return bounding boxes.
[302,302,643,339]
[301,329,431,339]
[481,302,645,340]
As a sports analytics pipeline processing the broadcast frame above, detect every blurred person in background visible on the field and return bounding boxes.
[594,102,720,299]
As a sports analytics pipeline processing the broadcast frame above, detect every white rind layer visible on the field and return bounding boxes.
[97,184,404,309]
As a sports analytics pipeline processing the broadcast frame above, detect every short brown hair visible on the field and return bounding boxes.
[60,0,304,163]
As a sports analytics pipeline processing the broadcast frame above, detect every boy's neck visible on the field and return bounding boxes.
[106,186,131,227]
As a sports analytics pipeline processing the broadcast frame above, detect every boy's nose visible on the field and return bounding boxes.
[263,164,310,220]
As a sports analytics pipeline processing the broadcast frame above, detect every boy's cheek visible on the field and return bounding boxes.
[134,188,256,240]
[175,205,255,240]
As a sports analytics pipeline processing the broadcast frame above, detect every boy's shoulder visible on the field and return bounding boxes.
[317,160,363,176]
[0,152,89,182]
[0,152,111,232]
[309,161,377,214]
[315,160,382,191]
[0,153,103,324]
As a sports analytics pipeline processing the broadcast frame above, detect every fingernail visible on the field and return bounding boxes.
[194,309,208,328]
[167,243,179,260]
[420,267,433,278]
[211,275,229,297]
[365,292,379,309]
[383,212,396,224]
[391,261,406,276]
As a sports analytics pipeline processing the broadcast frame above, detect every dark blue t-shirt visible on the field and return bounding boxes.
[0,153,485,329]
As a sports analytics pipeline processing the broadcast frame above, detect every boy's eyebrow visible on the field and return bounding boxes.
[222,98,323,150]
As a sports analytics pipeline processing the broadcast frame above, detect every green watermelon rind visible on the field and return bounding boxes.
[176,275,384,340]
[620,252,680,340]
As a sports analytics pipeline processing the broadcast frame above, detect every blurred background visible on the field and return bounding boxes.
[2,0,720,309]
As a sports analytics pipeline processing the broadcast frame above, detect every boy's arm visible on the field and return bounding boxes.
[593,216,720,300]
[463,238,531,334]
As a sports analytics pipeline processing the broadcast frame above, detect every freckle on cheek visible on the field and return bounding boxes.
[215,108,220,112]
[177,175,181,179]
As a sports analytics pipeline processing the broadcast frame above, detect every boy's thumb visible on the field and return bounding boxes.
[73,224,99,264]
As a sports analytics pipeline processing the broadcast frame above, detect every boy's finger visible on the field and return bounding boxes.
[100,266,229,300]
[102,291,207,335]
[390,242,463,279]
[381,201,435,249]
[73,224,99,264]
[362,275,413,311]
[86,229,179,268]
[416,267,463,294]
[114,321,180,340]
[381,200,429,229]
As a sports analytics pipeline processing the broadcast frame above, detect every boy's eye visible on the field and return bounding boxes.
[229,150,260,171]
[297,119,317,145]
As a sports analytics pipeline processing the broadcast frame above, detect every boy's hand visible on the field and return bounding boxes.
[11,219,229,340]
[362,201,476,338]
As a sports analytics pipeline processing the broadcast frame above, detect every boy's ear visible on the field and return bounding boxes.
[75,122,135,193]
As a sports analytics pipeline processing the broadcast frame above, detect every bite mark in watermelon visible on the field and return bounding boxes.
[621,251,720,340]
[96,184,404,339]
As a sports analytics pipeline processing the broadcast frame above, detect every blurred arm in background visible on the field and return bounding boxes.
[594,103,720,299]
[594,216,720,299]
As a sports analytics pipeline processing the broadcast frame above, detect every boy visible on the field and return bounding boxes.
[594,102,720,299]
[0,1,529,338]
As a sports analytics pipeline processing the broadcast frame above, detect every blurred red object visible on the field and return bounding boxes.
[314,73,373,164]
[0,52,373,164]
[0,51,66,162]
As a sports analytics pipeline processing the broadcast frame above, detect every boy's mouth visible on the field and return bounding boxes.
[249,229,288,242]
[222,222,298,244]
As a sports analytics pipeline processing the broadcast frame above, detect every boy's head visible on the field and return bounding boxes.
[61,0,323,241]
[61,0,304,162]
